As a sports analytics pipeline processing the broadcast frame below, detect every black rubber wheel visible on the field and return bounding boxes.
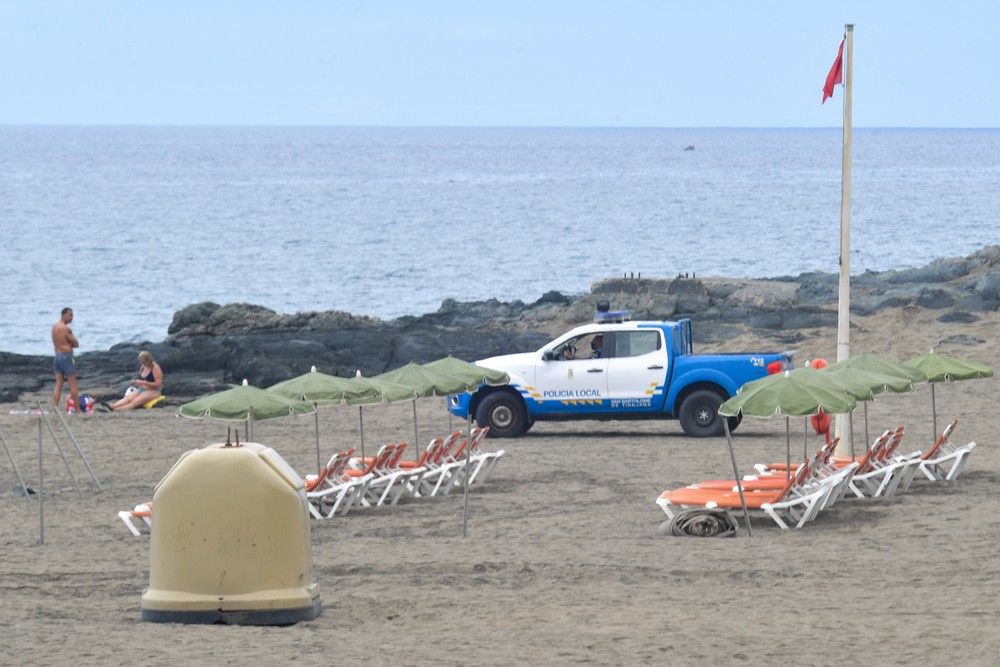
[475,392,528,438]
[678,389,727,437]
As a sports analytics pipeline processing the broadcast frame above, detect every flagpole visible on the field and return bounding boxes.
[834,23,854,457]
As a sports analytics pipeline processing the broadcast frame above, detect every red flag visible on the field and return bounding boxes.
[822,38,844,103]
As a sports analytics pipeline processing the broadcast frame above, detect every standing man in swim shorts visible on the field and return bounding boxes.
[52,307,80,410]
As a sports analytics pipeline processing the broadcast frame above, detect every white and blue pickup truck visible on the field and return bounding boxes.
[448,314,793,438]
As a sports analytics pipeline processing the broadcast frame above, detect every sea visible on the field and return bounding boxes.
[2,126,998,356]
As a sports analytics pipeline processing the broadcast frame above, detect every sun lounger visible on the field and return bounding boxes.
[118,502,153,537]
[917,420,975,482]
[413,431,466,497]
[310,445,397,518]
[364,443,423,508]
[683,437,857,515]
[304,448,367,519]
[463,427,504,485]
[356,443,408,508]
[395,436,445,499]
[656,456,835,530]
[698,437,843,492]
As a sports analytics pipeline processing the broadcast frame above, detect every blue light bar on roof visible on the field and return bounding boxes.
[594,310,630,323]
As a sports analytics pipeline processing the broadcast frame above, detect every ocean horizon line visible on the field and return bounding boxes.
[2,123,999,131]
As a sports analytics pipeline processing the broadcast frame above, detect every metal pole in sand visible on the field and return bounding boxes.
[37,415,44,545]
[53,407,101,489]
[462,414,472,538]
[864,402,870,451]
[723,419,752,538]
[930,384,938,447]
[849,411,856,461]
[358,406,366,461]
[37,402,84,500]
[313,406,322,474]
[804,418,808,461]
[411,400,419,460]
[785,416,791,484]
[0,425,32,501]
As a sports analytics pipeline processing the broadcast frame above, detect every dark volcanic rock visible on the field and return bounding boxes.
[937,311,980,324]
[168,301,221,334]
[4,245,998,403]
[881,257,976,284]
[970,271,1000,304]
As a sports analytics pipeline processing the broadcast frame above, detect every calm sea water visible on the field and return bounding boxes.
[2,126,998,355]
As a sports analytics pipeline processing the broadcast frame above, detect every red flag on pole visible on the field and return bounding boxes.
[822,38,845,103]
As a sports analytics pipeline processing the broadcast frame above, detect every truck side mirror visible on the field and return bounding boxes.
[542,350,555,361]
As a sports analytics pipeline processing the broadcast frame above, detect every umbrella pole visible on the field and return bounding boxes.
[462,414,472,538]
[803,418,808,461]
[849,411,855,461]
[314,406,321,473]
[723,419,752,539]
[785,416,790,484]
[358,406,365,461]
[931,383,938,444]
[864,402,870,451]
[412,400,419,460]
[37,415,44,544]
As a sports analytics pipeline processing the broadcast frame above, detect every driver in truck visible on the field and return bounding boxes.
[590,334,603,358]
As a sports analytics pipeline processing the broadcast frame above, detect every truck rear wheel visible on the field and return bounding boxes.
[475,392,528,438]
[678,389,731,438]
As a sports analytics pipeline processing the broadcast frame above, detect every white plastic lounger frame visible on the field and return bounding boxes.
[119,502,152,537]
[308,474,371,518]
[920,441,977,482]
[656,484,828,531]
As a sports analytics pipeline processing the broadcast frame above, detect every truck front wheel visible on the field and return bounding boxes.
[678,389,732,438]
[475,392,528,438]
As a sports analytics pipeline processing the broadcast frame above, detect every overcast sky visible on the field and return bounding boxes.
[2,1,997,127]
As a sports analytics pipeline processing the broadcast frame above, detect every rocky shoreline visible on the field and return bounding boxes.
[2,245,997,404]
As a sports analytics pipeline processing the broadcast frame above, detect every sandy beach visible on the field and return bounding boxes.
[1,306,998,665]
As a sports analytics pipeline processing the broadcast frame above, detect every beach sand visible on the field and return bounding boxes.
[1,307,998,665]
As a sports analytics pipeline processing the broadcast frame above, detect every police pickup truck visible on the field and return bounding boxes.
[449,313,793,438]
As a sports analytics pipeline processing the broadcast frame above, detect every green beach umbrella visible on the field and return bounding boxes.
[824,364,917,395]
[721,365,866,460]
[422,356,510,387]
[343,374,419,405]
[268,366,382,406]
[371,362,483,458]
[422,356,510,435]
[905,350,994,442]
[823,361,919,448]
[373,361,480,397]
[827,353,927,384]
[268,366,383,472]
[178,379,315,441]
[905,350,993,383]
[719,367,861,418]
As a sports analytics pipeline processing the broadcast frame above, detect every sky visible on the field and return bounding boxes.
[1,1,997,127]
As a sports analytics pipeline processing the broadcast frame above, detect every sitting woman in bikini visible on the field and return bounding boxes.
[111,350,163,411]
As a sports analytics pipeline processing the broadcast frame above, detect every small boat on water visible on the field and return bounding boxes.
[683,144,695,151]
